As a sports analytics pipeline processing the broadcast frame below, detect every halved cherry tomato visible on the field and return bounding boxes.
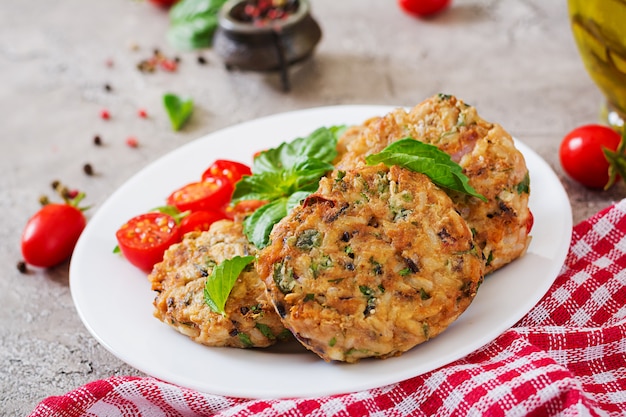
[115,212,180,272]
[166,177,232,213]
[179,210,227,235]
[201,160,252,186]
[398,0,451,17]
[559,124,621,189]
[526,210,534,234]
[223,200,268,220]
[21,203,87,268]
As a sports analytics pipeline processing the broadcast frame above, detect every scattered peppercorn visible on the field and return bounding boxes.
[105,58,114,68]
[66,189,79,199]
[100,109,110,120]
[197,56,207,65]
[51,180,60,191]
[137,49,179,73]
[104,84,112,92]
[93,135,102,146]
[126,137,139,148]
[83,163,94,176]
[17,260,28,274]
[137,108,148,118]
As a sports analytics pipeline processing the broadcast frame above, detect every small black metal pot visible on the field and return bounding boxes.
[213,0,322,91]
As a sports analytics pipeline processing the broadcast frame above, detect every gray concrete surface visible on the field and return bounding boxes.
[2,0,625,415]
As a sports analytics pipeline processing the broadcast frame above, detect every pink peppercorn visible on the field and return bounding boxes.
[100,109,110,120]
[159,59,177,72]
[126,137,139,148]
[138,108,148,118]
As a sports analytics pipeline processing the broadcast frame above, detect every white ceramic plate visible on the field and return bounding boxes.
[70,105,572,399]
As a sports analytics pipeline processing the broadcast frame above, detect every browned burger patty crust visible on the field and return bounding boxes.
[148,220,289,348]
[256,164,484,363]
[334,94,532,274]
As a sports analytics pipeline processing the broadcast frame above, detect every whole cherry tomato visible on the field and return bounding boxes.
[166,177,232,213]
[115,212,181,272]
[148,0,179,8]
[559,124,621,189]
[179,210,227,235]
[398,0,451,17]
[201,160,252,186]
[21,202,87,267]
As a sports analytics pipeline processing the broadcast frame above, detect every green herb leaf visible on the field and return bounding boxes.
[167,0,228,51]
[243,198,289,249]
[204,255,255,316]
[252,127,341,175]
[163,93,194,131]
[365,138,487,201]
[233,126,344,247]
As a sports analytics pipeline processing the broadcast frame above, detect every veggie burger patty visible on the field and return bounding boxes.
[148,220,289,348]
[256,164,484,362]
[335,94,532,274]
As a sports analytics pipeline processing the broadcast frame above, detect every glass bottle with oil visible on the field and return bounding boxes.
[568,0,626,130]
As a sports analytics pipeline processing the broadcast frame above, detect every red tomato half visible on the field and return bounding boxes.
[223,200,268,220]
[201,160,252,186]
[21,204,87,267]
[398,0,451,17]
[166,178,232,213]
[179,210,227,235]
[115,212,180,272]
[559,124,621,189]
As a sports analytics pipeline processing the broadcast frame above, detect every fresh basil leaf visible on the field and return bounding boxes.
[235,126,345,247]
[163,93,194,131]
[204,255,255,316]
[231,171,287,203]
[365,138,487,201]
[243,199,289,249]
[167,0,228,51]
[252,127,340,174]
[233,157,333,204]
[286,191,311,212]
[290,158,336,190]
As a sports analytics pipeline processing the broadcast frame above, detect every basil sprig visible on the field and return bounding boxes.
[365,138,487,201]
[204,255,255,316]
[167,0,228,51]
[232,126,346,249]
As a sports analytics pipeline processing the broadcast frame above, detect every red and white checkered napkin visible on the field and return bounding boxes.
[30,200,626,417]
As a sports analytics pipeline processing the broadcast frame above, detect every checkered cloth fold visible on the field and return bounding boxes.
[29,200,626,417]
